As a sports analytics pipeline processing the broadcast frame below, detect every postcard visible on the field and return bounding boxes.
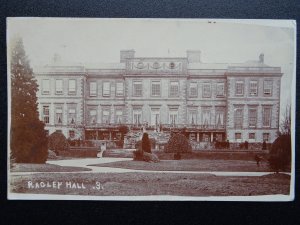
[7,18,296,201]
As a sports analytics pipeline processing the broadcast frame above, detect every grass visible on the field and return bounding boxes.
[11,163,92,172]
[89,159,272,172]
[10,172,290,196]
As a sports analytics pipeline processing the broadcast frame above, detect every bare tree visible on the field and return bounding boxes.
[280,103,291,136]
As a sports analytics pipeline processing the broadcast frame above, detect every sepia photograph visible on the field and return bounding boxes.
[7,18,296,201]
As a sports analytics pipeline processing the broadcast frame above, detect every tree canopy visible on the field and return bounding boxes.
[10,37,48,163]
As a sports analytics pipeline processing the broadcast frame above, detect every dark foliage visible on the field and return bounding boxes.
[165,133,192,153]
[141,133,151,153]
[118,125,129,135]
[215,141,230,149]
[135,140,142,151]
[268,135,291,172]
[10,37,48,163]
[48,131,70,154]
[133,150,144,161]
[174,152,181,160]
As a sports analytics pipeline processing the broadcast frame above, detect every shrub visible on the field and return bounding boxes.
[268,134,291,172]
[142,133,151,153]
[48,131,70,155]
[48,150,57,160]
[165,133,192,153]
[143,152,160,163]
[174,152,181,160]
[133,150,143,161]
[135,140,142,151]
[115,139,124,148]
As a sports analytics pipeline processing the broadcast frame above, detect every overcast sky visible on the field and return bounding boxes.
[7,18,296,120]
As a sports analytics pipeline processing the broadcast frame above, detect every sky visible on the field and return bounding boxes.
[7,18,296,120]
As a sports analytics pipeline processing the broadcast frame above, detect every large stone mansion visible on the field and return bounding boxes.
[34,50,282,144]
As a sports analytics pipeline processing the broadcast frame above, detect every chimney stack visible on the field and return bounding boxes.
[259,53,264,63]
[187,50,201,63]
[120,49,135,63]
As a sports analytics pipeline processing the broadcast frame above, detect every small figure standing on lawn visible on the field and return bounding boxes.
[244,141,249,150]
[254,154,261,167]
[97,142,106,158]
[262,141,267,150]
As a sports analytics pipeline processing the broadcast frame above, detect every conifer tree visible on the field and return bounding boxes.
[10,37,48,163]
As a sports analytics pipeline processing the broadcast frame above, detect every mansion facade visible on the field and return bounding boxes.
[35,50,282,144]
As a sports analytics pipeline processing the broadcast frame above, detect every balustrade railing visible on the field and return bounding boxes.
[85,123,225,130]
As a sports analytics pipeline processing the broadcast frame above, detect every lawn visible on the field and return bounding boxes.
[89,159,272,172]
[11,163,92,172]
[10,172,290,196]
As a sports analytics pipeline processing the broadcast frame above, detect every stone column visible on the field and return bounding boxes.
[197,132,199,142]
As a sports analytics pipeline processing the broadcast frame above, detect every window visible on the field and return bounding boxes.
[102,110,110,124]
[133,81,142,97]
[249,133,255,140]
[215,109,225,128]
[235,81,244,96]
[216,83,225,97]
[68,108,76,124]
[150,109,160,126]
[262,107,272,127]
[189,82,198,97]
[116,82,124,96]
[56,130,62,133]
[89,82,97,96]
[169,110,178,125]
[188,110,197,125]
[234,108,243,128]
[115,110,123,124]
[151,81,161,96]
[103,82,110,97]
[55,79,63,94]
[202,83,211,98]
[215,133,223,142]
[88,109,97,125]
[169,81,179,97]
[116,132,122,140]
[263,80,273,96]
[42,79,50,95]
[69,130,75,138]
[189,133,196,141]
[55,107,63,124]
[202,108,211,126]
[235,133,242,140]
[42,106,49,124]
[263,133,270,142]
[202,134,210,142]
[248,108,257,127]
[133,110,142,125]
[249,81,258,96]
[68,79,76,95]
